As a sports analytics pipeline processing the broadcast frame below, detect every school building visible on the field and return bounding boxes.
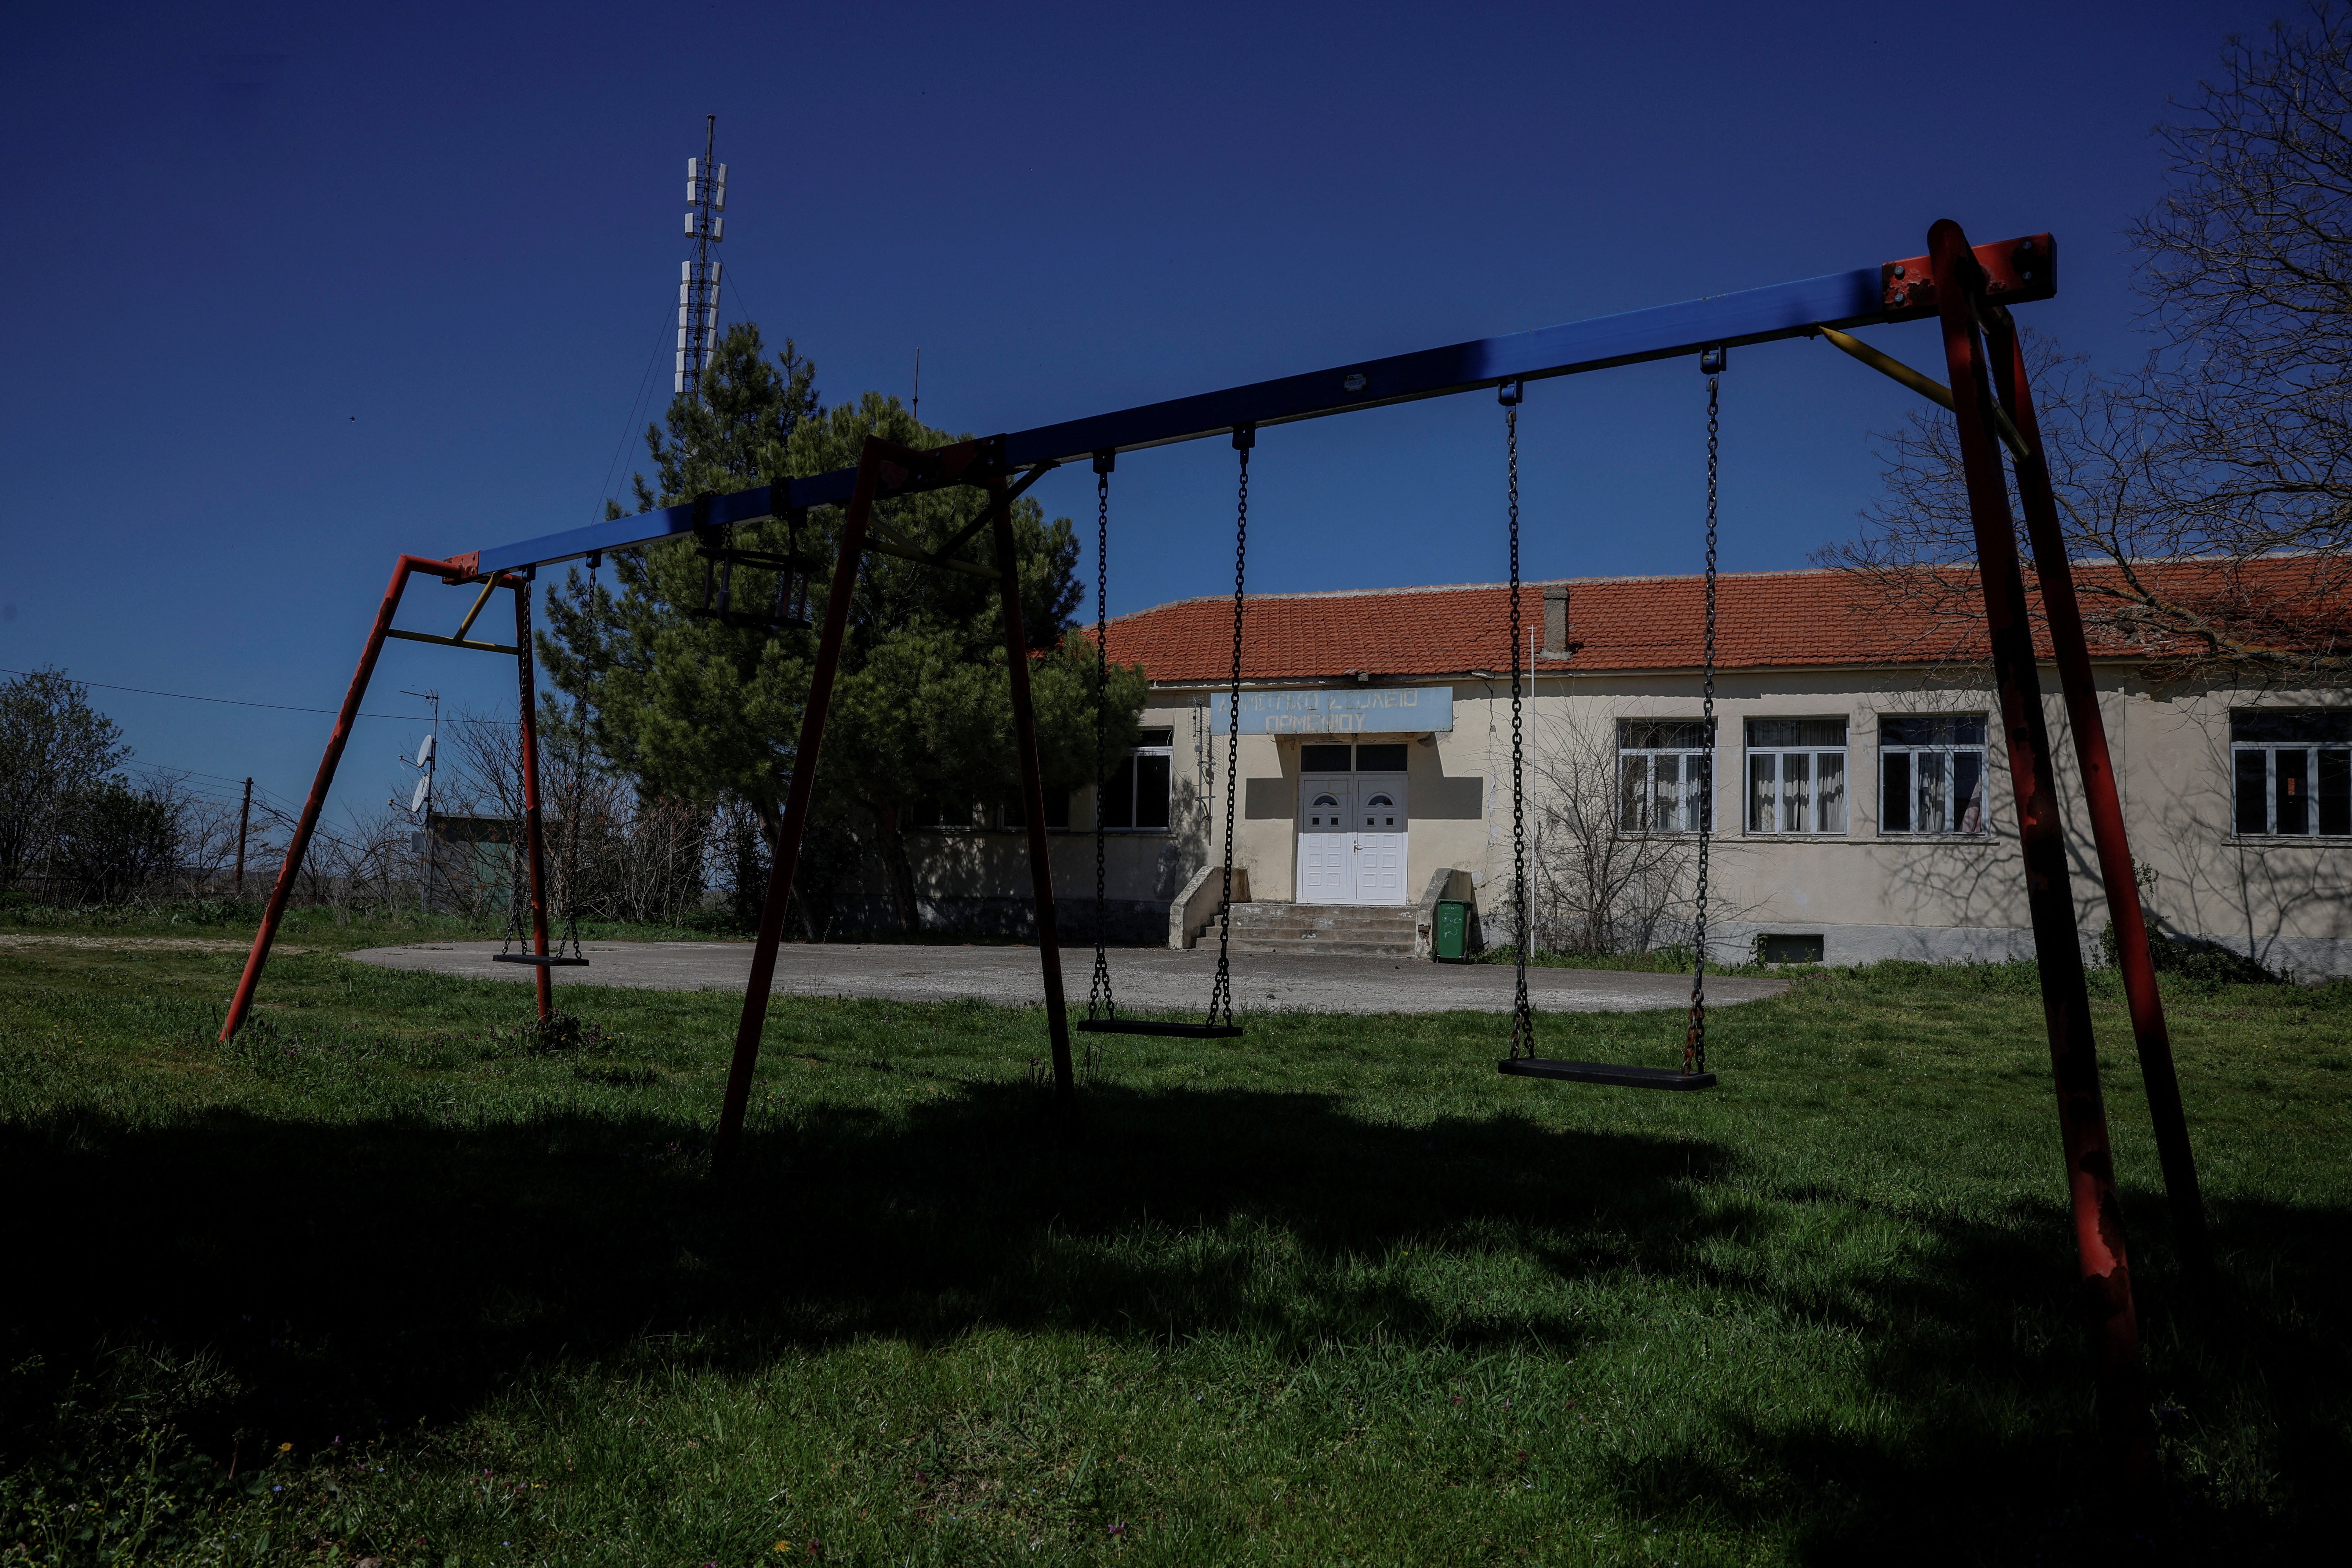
[904,562,2350,978]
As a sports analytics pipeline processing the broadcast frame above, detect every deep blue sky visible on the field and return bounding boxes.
[0,0,2279,826]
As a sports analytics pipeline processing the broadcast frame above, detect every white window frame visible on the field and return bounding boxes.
[1744,719,1850,835]
[1617,719,1713,836]
[1878,714,1990,836]
[2230,711,2352,838]
[1098,726,1175,833]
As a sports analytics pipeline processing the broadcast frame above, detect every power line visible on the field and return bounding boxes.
[720,261,760,334]
[129,762,269,791]
[591,299,679,523]
[124,764,293,809]
[120,767,296,817]
[1,666,430,721]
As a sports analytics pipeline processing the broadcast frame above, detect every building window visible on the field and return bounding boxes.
[1746,718,1849,834]
[1099,726,1174,831]
[1299,743,1409,772]
[1618,719,1713,834]
[2232,710,2352,837]
[1879,714,1989,834]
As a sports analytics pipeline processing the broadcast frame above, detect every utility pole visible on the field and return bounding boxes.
[234,777,253,895]
[913,348,921,424]
[676,115,726,398]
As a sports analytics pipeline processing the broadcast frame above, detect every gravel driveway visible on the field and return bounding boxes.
[344,940,1788,1016]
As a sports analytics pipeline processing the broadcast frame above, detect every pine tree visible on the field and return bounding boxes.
[543,327,1145,936]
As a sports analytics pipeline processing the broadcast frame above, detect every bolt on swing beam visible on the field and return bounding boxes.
[448,236,2055,579]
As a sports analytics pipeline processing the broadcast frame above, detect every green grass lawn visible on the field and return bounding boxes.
[2,932,2347,1566]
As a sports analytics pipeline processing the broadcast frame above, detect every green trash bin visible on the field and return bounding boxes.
[1432,899,1472,962]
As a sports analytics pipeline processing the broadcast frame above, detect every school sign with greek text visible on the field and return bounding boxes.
[1208,686,1455,735]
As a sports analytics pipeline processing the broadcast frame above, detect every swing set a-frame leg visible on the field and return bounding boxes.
[989,474,1078,1111]
[221,554,473,1041]
[1979,308,2209,1277]
[710,440,1080,1171]
[1929,218,2150,1467]
[710,441,882,1170]
[512,578,555,1020]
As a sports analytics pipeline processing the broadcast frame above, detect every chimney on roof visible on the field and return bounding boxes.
[1541,584,1573,661]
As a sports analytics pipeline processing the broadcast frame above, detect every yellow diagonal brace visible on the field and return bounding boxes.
[1816,325,2031,461]
[453,577,501,642]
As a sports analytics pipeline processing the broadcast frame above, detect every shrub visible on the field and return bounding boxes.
[2099,920,2279,986]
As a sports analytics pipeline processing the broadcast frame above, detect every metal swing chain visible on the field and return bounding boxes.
[1503,382,1535,1059]
[555,554,602,962]
[498,791,528,955]
[1207,431,1250,1028]
[1088,458,1116,1022]
[1684,371,1720,1076]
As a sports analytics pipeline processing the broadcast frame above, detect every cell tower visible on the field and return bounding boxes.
[676,114,726,396]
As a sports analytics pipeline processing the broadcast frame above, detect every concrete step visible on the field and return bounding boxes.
[1220,924,1414,944]
[1201,902,1423,958]
[1224,903,1416,929]
[1228,936,1421,958]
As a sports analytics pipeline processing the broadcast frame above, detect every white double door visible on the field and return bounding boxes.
[1296,772,1409,904]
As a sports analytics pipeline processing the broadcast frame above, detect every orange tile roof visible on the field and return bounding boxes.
[1093,558,2343,683]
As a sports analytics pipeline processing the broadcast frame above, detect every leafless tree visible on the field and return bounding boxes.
[151,775,244,895]
[1829,5,2352,684]
[286,804,413,918]
[437,711,529,921]
[439,705,711,929]
[1525,716,1707,956]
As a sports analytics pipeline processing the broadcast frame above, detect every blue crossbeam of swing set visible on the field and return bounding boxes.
[466,248,2015,579]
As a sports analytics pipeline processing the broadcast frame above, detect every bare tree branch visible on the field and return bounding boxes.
[1827,7,2352,685]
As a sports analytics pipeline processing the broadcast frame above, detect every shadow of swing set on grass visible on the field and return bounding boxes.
[5,1023,2351,1560]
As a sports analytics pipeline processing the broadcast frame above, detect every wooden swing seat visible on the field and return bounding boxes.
[492,953,592,968]
[1497,1057,1715,1091]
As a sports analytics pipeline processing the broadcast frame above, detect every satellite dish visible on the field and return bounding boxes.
[410,776,430,814]
[416,735,435,768]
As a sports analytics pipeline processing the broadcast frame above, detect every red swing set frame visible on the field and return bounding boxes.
[220,220,2198,1452]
